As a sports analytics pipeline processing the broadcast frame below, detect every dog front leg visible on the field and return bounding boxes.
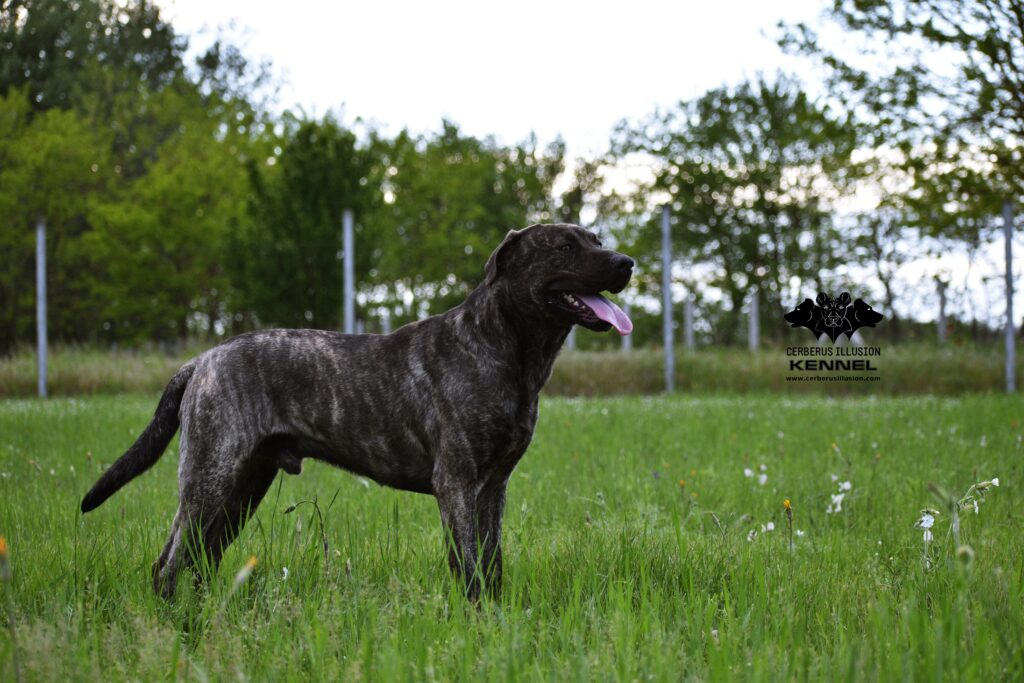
[477,481,507,597]
[435,483,482,601]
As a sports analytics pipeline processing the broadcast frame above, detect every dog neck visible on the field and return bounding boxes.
[452,281,570,395]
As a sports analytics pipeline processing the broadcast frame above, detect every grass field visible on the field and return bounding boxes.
[0,393,1021,681]
[0,343,1018,397]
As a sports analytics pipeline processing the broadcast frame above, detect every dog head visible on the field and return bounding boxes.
[784,298,818,328]
[484,223,634,334]
[850,298,883,329]
[817,292,851,329]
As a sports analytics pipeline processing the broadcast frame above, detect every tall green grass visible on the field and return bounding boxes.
[0,394,1021,680]
[549,345,1017,395]
[0,343,1016,397]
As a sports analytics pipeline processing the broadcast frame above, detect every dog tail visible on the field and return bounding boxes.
[80,362,196,513]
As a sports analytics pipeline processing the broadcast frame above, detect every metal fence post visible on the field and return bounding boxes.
[684,293,695,351]
[662,206,674,392]
[748,288,760,351]
[36,217,47,398]
[343,209,355,334]
[937,279,947,345]
[1005,200,1016,392]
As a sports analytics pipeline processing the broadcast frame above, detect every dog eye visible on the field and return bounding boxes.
[559,244,572,253]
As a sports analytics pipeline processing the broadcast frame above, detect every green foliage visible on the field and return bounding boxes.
[0,1,567,347]
[228,115,374,330]
[0,394,1020,680]
[614,76,859,345]
[0,88,112,349]
[0,0,267,349]
[779,0,1024,244]
[0,0,184,113]
[367,122,565,321]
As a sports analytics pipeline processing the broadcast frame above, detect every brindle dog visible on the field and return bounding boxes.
[81,223,634,600]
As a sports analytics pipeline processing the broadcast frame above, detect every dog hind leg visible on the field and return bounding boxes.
[151,438,278,599]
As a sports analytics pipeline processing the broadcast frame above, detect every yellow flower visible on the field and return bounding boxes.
[233,556,258,587]
[783,499,791,511]
[0,535,9,582]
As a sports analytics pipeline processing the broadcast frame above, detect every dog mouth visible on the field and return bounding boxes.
[824,314,843,327]
[548,291,633,335]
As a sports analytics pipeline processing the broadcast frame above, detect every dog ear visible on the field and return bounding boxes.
[815,293,830,307]
[838,292,851,305]
[484,228,528,285]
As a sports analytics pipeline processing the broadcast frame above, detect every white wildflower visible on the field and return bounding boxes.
[795,529,806,537]
[992,477,1000,487]
[282,566,289,580]
[759,463,768,472]
[758,473,768,486]
[764,521,775,532]
[915,511,936,542]
[743,468,754,478]
[747,529,757,542]
[830,474,839,482]
[839,481,852,492]
[826,492,845,514]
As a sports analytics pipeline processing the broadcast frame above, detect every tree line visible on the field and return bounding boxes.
[1,0,1019,353]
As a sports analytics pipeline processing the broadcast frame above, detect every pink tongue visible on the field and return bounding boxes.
[576,294,633,335]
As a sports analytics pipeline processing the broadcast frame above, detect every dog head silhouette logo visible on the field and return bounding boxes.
[784,292,883,343]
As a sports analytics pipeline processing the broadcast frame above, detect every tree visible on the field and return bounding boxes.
[0,0,184,114]
[780,0,1024,244]
[367,122,564,322]
[0,0,273,349]
[0,89,113,351]
[229,115,377,330]
[84,84,258,345]
[613,76,859,344]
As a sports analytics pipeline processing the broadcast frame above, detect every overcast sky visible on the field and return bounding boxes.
[165,0,824,157]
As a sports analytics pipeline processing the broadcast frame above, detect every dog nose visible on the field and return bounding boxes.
[612,255,634,271]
